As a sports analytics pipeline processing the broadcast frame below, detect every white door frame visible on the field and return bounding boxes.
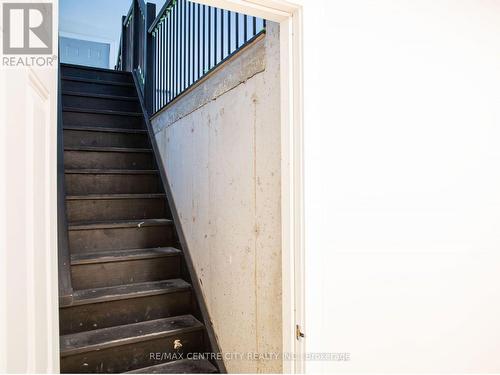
[0,0,59,372]
[196,0,305,372]
[0,0,302,372]
[36,0,303,372]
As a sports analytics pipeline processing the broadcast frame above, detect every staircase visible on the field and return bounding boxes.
[58,63,219,374]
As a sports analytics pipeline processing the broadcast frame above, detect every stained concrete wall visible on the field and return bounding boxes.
[152,23,281,373]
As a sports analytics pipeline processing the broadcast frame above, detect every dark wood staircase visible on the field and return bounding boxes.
[58,63,219,374]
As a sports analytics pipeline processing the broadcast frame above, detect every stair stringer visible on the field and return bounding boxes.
[131,71,227,374]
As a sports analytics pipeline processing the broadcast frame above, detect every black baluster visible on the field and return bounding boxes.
[170,7,173,102]
[214,7,217,66]
[163,19,167,107]
[198,3,201,80]
[186,2,191,87]
[176,1,179,97]
[159,20,162,108]
[169,6,173,102]
[228,11,231,54]
[208,6,211,70]
[221,8,224,60]
[154,30,157,111]
[191,2,194,84]
[244,14,247,41]
[165,14,169,103]
[184,0,187,90]
[236,12,239,48]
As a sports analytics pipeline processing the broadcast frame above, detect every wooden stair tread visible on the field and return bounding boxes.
[66,278,191,306]
[60,315,203,357]
[64,125,147,134]
[62,91,138,101]
[71,247,180,265]
[65,169,158,175]
[58,63,217,372]
[66,193,165,200]
[61,62,133,75]
[128,359,218,373]
[61,75,135,87]
[64,145,152,153]
[63,107,142,117]
[68,218,173,231]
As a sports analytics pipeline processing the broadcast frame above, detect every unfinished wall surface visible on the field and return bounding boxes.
[152,23,281,373]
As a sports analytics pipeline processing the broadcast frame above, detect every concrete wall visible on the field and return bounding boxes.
[151,23,281,373]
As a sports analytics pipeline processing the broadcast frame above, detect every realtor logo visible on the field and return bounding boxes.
[2,3,53,54]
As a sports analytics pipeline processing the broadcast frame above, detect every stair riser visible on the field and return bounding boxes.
[60,331,204,373]
[64,150,154,170]
[69,225,176,253]
[63,95,141,112]
[67,198,167,222]
[63,111,142,129]
[61,66,134,83]
[64,129,149,148]
[62,79,137,97]
[65,174,161,195]
[59,291,193,335]
[72,256,181,289]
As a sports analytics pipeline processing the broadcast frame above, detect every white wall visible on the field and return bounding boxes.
[152,23,281,373]
[0,14,59,375]
[302,0,500,372]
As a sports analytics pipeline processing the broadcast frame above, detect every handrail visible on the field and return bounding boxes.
[116,0,265,115]
[124,1,134,25]
[148,0,174,34]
